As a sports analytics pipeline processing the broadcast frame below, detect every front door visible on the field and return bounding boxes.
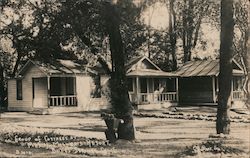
[33,78,48,108]
[140,78,147,93]
[140,78,148,102]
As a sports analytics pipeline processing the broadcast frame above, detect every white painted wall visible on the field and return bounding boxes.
[76,75,110,111]
[8,65,47,111]
[76,75,92,110]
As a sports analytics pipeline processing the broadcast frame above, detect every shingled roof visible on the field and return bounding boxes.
[16,59,89,77]
[174,59,244,77]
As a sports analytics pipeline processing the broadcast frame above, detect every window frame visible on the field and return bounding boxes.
[16,79,23,100]
[91,75,102,98]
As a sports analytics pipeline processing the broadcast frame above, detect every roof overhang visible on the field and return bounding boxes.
[126,69,177,77]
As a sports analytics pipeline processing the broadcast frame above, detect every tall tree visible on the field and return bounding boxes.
[216,0,234,134]
[168,0,177,70]
[103,0,135,140]
[0,50,14,109]
[180,0,211,62]
[59,0,135,140]
[0,0,65,76]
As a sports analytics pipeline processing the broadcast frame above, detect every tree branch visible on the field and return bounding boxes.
[77,33,112,75]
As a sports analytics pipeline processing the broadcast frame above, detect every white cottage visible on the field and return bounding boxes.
[125,56,177,104]
[8,59,110,113]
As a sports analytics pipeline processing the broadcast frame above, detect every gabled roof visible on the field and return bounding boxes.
[91,56,176,77]
[126,56,176,77]
[126,56,162,72]
[125,56,144,72]
[16,59,89,77]
[175,59,244,77]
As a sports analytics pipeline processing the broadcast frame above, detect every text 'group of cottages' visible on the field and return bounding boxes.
[8,56,246,114]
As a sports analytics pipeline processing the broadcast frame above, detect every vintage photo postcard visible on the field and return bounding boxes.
[0,0,249,157]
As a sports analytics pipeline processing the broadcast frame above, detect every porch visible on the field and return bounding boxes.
[32,76,77,108]
[129,92,177,104]
[49,95,77,107]
[49,76,77,107]
[232,91,246,101]
[231,76,246,101]
[178,76,246,104]
[128,77,178,104]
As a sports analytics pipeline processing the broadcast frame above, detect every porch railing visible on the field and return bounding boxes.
[49,95,77,107]
[232,91,245,101]
[129,92,177,104]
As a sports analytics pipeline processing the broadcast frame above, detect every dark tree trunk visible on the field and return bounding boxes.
[182,0,188,63]
[169,0,177,70]
[216,0,234,134]
[182,0,193,63]
[103,1,135,141]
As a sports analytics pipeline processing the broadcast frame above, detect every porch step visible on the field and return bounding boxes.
[28,108,49,115]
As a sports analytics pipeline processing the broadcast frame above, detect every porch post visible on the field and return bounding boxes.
[47,76,50,107]
[152,78,155,102]
[212,76,216,103]
[176,78,179,102]
[136,76,140,104]
[73,76,77,106]
[231,77,234,101]
[216,77,219,94]
[146,78,150,102]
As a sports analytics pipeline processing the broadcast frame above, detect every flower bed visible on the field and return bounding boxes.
[0,125,113,156]
[178,136,247,158]
[134,111,250,123]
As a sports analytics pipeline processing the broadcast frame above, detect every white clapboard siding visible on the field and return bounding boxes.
[76,75,92,110]
[8,65,47,111]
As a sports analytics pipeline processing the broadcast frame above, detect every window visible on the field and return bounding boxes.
[140,78,147,93]
[127,78,133,92]
[16,79,23,100]
[91,75,101,98]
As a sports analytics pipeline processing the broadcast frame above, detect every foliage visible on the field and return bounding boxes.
[233,0,248,61]
[135,111,250,123]
[0,125,111,156]
[0,0,66,75]
[173,0,219,62]
[233,0,249,100]
[179,139,245,157]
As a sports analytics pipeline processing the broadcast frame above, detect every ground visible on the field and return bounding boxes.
[0,106,249,157]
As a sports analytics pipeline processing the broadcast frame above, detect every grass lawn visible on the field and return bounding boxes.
[0,108,249,157]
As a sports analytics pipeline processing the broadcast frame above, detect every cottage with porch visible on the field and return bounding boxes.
[174,59,246,105]
[126,56,178,104]
[8,59,109,113]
